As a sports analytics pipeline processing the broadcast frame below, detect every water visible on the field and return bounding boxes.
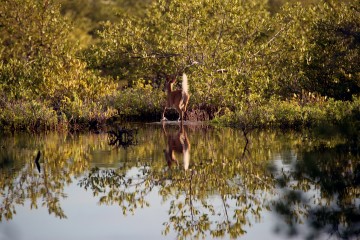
[0,122,359,240]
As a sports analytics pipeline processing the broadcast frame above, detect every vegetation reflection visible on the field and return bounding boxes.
[271,124,360,239]
[79,124,276,239]
[0,125,359,239]
[0,133,98,220]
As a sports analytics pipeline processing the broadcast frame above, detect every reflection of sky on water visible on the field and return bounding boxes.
[0,125,359,240]
[0,180,270,240]
[0,179,174,240]
[0,165,311,240]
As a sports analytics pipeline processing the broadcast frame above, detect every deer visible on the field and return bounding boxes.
[162,73,190,122]
[162,121,191,170]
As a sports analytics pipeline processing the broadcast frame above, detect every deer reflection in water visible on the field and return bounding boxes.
[162,121,190,170]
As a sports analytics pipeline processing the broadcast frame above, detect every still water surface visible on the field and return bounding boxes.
[0,122,359,240]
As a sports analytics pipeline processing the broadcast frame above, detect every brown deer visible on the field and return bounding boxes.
[162,73,190,122]
[163,121,191,170]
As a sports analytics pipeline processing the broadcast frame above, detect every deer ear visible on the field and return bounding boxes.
[170,76,177,83]
[165,75,171,82]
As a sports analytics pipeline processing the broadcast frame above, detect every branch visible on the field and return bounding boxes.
[252,24,289,57]
[129,52,182,59]
[212,12,227,61]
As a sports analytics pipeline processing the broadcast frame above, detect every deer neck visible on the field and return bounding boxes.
[166,83,174,95]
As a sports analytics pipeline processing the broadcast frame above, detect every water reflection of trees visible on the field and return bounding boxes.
[0,133,94,221]
[272,129,360,239]
[79,125,276,239]
[1,126,359,239]
[0,155,69,220]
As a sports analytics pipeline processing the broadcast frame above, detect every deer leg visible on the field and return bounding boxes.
[184,100,189,112]
[183,94,189,112]
[175,108,180,122]
[178,109,184,122]
[162,107,168,121]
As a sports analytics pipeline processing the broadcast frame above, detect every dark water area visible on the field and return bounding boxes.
[0,122,359,240]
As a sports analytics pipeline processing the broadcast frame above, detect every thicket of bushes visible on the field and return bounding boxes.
[0,0,359,131]
[214,96,360,129]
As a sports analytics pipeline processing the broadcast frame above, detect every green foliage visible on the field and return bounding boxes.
[0,0,116,101]
[84,0,272,107]
[0,0,117,130]
[60,94,118,126]
[1,0,359,130]
[214,95,360,128]
[60,0,153,48]
[303,2,360,100]
[0,99,59,131]
[85,0,360,123]
[264,1,360,100]
[112,79,164,119]
[1,0,72,99]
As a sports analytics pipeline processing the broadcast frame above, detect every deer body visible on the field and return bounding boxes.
[162,73,190,121]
